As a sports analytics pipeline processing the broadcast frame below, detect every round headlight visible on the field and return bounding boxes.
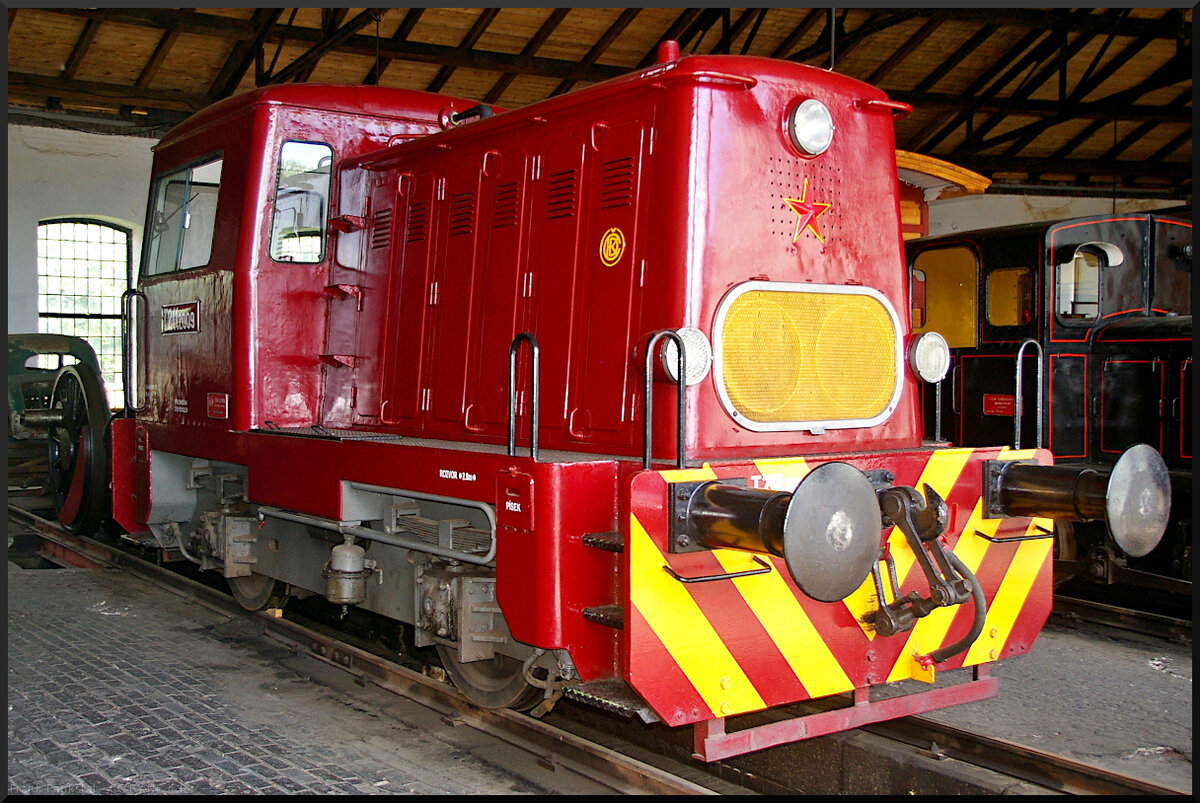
[908,332,951,384]
[662,326,713,386]
[787,99,835,156]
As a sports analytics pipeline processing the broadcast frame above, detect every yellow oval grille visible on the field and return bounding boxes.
[720,288,898,425]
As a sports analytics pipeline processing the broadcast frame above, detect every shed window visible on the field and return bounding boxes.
[36,219,130,406]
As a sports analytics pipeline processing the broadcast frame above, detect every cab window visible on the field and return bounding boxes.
[145,156,223,275]
[986,267,1034,327]
[269,141,332,263]
[910,246,978,348]
[1055,242,1122,322]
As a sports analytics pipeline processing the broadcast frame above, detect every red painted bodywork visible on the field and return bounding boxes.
[110,56,1054,739]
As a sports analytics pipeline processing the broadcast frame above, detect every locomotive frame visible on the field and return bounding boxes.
[906,214,1192,593]
[38,43,1172,761]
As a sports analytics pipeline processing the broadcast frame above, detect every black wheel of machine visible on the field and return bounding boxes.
[47,363,110,534]
[227,573,287,611]
[435,644,543,712]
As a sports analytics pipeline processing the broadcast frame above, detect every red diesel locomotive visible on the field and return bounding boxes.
[45,43,1170,760]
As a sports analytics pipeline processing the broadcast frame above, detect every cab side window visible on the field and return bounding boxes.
[985,267,1034,327]
[910,245,979,348]
[1055,242,1122,322]
[269,141,333,263]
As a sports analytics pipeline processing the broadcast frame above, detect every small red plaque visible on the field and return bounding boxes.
[982,393,1015,416]
[206,392,229,419]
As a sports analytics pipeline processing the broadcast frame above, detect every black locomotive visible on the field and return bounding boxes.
[905,212,1192,594]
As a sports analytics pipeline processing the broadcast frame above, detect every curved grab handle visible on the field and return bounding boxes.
[642,330,687,470]
[507,332,540,461]
[1014,338,1044,449]
[121,288,149,414]
[854,98,913,119]
[663,555,772,584]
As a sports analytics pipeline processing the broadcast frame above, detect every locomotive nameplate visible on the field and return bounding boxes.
[161,301,200,334]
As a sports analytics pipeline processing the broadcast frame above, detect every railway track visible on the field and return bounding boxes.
[9,503,1189,796]
[7,504,723,796]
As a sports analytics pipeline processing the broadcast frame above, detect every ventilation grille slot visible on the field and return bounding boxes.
[371,208,393,249]
[406,202,429,244]
[449,191,475,237]
[493,183,519,228]
[547,169,578,220]
[600,156,636,209]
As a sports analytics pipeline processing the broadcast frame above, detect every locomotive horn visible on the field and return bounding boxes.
[985,443,1170,558]
[683,462,882,602]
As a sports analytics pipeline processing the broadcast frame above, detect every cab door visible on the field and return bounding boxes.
[139,153,235,428]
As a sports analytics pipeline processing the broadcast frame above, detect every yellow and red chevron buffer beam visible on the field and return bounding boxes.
[625,447,1054,728]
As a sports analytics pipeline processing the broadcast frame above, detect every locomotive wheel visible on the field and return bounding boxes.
[435,645,542,712]
[47,363,110,534]
[227,573,286,611]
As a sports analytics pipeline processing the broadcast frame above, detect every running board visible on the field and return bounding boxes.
[692,664,998,762]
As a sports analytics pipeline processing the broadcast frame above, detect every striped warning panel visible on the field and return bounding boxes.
[625,447,1054,727]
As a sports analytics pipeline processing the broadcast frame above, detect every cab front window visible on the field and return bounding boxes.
[145,155,223,276]
[269,141,333,263]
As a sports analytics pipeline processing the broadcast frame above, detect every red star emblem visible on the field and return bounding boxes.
[782,178,832,243]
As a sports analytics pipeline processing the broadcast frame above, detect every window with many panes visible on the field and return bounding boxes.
[36,218,131,407]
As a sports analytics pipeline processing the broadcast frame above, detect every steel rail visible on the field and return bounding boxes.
[6,505,715,796]
[862,714,1188,796]
[12,504,1187,796]
[1052,594,1191,643]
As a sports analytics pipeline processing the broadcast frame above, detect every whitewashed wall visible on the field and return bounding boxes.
[927,192,1181,237]
[7,124,156,334]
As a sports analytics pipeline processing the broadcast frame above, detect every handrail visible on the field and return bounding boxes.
[121,288,148,413]
[507,332,540,462]
[1014,338,1044,449]
[642,330,687,470]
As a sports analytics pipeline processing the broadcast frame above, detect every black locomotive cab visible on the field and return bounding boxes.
[907,213,1192,591]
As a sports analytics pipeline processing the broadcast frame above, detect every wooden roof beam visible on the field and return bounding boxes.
[49,7,1188,45]
[785,9,922,64]
[266,8,386,85]
[207,8,282,98]
[910,24,995,94]
[136,30,179,89]
[769,10,824,59]
[551,8,641,96]
[61,14,103,81]
[293,9,349,83]
[362,9,424,86]
[426,8,500,94]
[867,17,943,86]
[637,8,706,67]
[902,28,1044,152]
[953,20,1101,155]
[483,8,570,104]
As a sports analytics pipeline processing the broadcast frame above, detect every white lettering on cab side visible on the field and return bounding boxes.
[438,468,477,482]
